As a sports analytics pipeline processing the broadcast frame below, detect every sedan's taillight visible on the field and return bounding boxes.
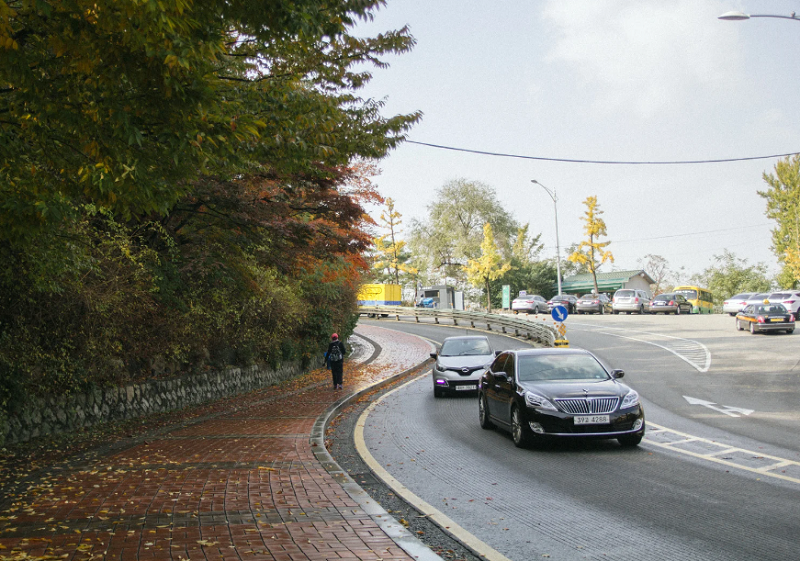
[791,314,796,322]
[669,300,675,306]
[634,297,639,303]
[757,316,766,324]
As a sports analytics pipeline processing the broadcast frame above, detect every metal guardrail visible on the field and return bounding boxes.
[358,306,558,347]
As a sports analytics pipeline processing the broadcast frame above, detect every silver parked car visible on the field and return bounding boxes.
[767,291,800,314]
[575,293,612,314]
[511,294,548,314]
[722,293,757,316]
[612,289,651,314]
[430,336,495,398]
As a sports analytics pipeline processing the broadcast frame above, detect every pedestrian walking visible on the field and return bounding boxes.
[326,333,347,390]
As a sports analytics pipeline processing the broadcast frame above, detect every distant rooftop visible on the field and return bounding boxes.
[559,269,655,293]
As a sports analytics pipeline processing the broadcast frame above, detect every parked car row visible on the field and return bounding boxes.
[510,289,799,319]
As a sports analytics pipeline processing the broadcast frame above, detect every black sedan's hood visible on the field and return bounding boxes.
[518,378,628,399]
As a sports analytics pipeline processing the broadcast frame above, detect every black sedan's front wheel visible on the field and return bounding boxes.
[618,431,644,447]
[479,394,494,429]
[511,406,530,448]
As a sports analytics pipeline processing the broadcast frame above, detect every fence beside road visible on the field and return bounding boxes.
[358,306,558,347]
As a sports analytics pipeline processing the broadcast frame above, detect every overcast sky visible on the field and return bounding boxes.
[354,0,800,283]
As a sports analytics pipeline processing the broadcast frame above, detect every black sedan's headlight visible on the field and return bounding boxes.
[524,390,558,411]
[620,389,640,409]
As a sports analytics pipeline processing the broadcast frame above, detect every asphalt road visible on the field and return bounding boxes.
[342,315,800,561]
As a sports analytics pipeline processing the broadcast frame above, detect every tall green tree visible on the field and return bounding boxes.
[691,250,772,305]
[0,0,420,243]
[0,0,422,435]
[408,179,518,284]
[568,196,614,294]
[371,198,417,285]
[760,155,800,288]
[464,223,512,312]
[492,225,556,307]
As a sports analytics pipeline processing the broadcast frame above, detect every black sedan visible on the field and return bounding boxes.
[735,303,795,334]
[478,348,645,448]
[649,293,692,315]
[547,294,577,314]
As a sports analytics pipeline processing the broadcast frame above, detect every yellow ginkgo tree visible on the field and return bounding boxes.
[372,198,418,285]
[464,223,512,312]
[568,196,614,295]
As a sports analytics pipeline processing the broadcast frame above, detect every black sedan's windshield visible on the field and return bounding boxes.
[440,338,491,356]
[518,354,610,382]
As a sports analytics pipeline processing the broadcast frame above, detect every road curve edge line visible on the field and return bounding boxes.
[355,374,516,561]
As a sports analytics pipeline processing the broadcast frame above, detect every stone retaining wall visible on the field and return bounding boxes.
[3,362,301,445]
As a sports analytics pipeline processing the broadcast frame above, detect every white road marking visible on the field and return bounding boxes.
[683,395,754,417]
[570,322,712,372]
[645,422,800,485]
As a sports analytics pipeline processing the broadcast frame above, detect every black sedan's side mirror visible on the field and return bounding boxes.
[610,369,625,379]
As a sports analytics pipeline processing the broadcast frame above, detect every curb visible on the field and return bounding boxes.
[310,331,441,561]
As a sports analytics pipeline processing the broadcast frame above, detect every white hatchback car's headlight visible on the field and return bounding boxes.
[524,391,557,411]
[620,390,640,409]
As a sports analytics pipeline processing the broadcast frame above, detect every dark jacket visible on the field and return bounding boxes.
[326,340,347,363]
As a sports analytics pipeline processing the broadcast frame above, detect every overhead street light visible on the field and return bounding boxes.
[531,180,562,298]
[718,10,800,22]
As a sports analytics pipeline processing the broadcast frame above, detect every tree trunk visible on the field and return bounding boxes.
[485,278,492,313]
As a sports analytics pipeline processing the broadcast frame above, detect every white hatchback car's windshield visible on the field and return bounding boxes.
[441,339,491,356]
[518,354,609,382]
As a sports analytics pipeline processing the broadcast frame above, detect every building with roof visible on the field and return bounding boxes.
[558,269,655,295]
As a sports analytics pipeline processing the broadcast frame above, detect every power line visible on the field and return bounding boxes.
[535,222,772,252]
[407,140,800,165]
[612,223,772,244]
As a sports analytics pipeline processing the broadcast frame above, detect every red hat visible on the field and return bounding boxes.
[331,333,339,340]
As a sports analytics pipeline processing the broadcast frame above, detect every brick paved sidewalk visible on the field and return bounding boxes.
[0,324,434,561]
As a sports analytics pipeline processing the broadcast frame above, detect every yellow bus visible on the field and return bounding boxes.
[673,286,714,314]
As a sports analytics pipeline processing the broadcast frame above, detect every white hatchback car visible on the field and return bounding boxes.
[431,336,495,398]
[768,291,800,314]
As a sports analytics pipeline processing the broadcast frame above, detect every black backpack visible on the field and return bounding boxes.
[329,343,343,362]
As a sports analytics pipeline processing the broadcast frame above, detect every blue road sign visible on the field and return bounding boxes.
[551,305,569,322]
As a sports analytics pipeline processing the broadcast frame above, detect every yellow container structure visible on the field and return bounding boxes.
[357,284,402,306]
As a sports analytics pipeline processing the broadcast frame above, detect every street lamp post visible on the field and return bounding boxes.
[531,180,562,298]
[718,10,800,22]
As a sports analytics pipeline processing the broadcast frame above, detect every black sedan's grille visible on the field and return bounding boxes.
[555,397,619,414]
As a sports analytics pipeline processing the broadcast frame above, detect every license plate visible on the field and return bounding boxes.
[456,385,477,391]
[769,318,783,322]
[575,415,610,425]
